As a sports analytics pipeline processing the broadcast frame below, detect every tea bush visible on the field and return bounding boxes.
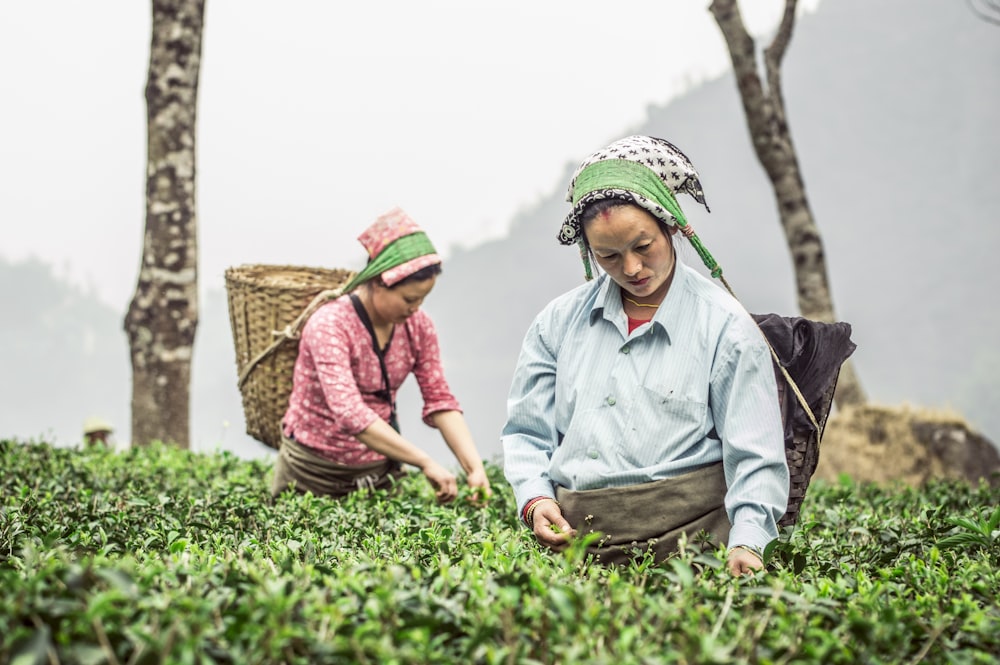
[1,439,997,664]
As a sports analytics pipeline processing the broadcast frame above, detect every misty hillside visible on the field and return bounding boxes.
[3,0,998,465]
[417,0,1000,462]
[0,258,130,446]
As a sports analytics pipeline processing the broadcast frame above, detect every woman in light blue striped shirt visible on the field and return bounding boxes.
[501,135,789,576]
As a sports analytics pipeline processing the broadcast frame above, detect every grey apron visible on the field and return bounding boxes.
[556,462,730,566]
[270,435,405,499]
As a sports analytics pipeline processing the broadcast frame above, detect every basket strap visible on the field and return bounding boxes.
[237,278,355,389]
[677,224,821,434]
[717,276,820,434]
[764,340,820,433]
[349,293,400,433]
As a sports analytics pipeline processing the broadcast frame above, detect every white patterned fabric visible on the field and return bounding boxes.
[559,135,711,246]
[282,296,460,465]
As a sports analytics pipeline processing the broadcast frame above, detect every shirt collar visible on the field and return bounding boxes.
[588,255,691,341]
[588,274,618,325]
[653,257,691,342]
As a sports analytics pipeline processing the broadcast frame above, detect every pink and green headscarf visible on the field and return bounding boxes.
[340,207,441,293]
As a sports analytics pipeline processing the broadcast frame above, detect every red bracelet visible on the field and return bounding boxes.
[522,496,559,527]
[521,496,548,524]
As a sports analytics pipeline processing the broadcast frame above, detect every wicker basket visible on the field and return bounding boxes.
[777,372,840,527]
[225,264,354,449]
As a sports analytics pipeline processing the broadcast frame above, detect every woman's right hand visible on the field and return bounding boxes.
[532,500,577,551]
[420,460,458,503]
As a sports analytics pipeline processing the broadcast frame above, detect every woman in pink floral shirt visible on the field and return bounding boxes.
[272,208,492,503]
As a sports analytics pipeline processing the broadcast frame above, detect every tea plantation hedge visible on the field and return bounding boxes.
[1,439,998,664]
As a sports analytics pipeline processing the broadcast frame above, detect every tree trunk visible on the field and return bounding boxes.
[124,0,206,448]
[709,0,866,408]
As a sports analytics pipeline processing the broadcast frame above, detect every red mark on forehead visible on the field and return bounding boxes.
[598,209,613,221]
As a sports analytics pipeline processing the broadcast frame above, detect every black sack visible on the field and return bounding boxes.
[752,314,857,527]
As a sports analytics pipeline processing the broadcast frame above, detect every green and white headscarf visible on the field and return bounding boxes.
[559,135,713,278]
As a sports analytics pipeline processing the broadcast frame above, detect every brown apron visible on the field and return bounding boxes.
[270,435,406,499]
[556,462,730,566]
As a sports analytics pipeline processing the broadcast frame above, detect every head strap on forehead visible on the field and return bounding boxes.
[339,231,437,294]
[571,159,691,229]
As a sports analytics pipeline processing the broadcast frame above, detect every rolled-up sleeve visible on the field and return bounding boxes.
[710,320,790,551]
[407,314,462,426]
[502,314,561,516]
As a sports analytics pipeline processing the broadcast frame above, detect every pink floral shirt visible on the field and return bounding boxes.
[282,296,461,465]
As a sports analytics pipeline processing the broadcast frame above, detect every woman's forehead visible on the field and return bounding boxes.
[392,276,436,297]
[585,208,662,247]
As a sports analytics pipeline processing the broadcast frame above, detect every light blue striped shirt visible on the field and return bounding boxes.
[501,259,789,551]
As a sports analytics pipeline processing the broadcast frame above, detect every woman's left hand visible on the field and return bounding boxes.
[727,547,764,576]
[464,467,492,506]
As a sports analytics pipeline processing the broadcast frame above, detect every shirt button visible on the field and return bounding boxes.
[588,450,599,459]
[607,396,616,406]
[620,346,630,354]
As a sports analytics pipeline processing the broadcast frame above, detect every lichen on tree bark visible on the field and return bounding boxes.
[709,0,866,408]
[124,0,206,448]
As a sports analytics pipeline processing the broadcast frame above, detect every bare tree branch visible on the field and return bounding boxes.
[967,0,1000,26]
[763,0,797,143]
[709,0,866,407]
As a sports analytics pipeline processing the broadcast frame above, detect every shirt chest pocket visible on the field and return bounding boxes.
[639,384,708,431]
